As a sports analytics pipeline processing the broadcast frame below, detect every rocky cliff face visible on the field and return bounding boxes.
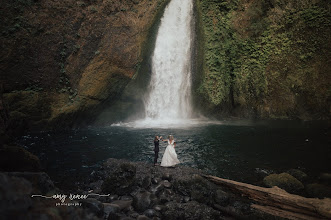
[1,0,330,137]
[195,0,331,120]
[0,0,169,135]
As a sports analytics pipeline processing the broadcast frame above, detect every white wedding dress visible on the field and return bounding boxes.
[161,140,180,167]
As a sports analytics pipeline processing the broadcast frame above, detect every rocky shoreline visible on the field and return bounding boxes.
[1,157,331,220]
[1,158,278,220]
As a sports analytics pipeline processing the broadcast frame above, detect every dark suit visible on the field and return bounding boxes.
[153,139,160,164]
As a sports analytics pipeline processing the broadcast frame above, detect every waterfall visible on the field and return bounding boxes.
[143,0,194,124]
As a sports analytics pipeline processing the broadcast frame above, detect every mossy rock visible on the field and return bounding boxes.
[306,183,331,199]
[263,173,304,194]
[319,173,331,186]
[0,145,41,172]
[286,169,308,182]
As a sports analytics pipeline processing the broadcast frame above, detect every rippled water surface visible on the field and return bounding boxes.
[18,120,330,188]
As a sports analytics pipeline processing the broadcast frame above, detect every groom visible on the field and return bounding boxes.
[153,136,162,166]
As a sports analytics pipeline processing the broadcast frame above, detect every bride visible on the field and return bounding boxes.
[160,135,180,167]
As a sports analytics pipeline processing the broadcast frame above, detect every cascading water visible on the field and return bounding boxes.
[139,0,194,126]
[112,0,215,128]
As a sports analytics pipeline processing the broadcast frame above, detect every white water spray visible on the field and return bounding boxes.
[112,0,217,128]
[142,0,194,126]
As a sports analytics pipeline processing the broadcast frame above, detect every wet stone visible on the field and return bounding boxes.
[137,215,151,220]
[153,205,164,212]
[164,188,174,195]
[129,212,139,218]
[126,206,135,213]
[107,212,124,220]
[110,200,132,210]
[233,201,251,215]
[144,209,157,218]
[142,176,151,189]
[149,193,159,208]
[103,203,119,219]
[150,183,164,196]
[159,191,170,204]
[152,177,161,185]
[120,195,133,201]
[286,169,308,182]
[214,189,230,206]
[110,195,119,201]
[171,194,182,203]
[81,198,104,217]
[133,191,152,212]
[162,180,172,188]
[182,196,190,203]
[162,173,172,181]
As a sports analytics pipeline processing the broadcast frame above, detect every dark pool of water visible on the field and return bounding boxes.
[18,120,331,189]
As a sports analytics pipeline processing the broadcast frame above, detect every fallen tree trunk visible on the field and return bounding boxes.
[202,175,331,220]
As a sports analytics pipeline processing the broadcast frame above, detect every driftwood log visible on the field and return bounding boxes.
[203,175,331,220]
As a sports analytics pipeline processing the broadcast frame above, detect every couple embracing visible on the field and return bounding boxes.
[153,135,180,167]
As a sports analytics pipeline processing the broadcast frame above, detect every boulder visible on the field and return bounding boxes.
[159,191,171,204]
[152,177,161,184]
[103,203,120,219]
[81,198,104,217]
[232,201,251,215]
[153,205,167,212]
[162,180,172,188]
[0,173,96,219]
[0,145,41,172]
[107,212,124,220]
[120,195,133,201]
[132,191,152,212]
[110,200,132,210]
[286,169,308,182]
[150,183,164,196]
[214,189,230,206]
[173,174,217,205]
[89,180,103,194]
[182,196,190,203]
[99,194,118,203]
[129,212,139,218]
[6,172,55,194]
[102,159,136,195]
[149,193,159,208]
[143,209,157,218]
[263,173,304,193]
[0,172,33,219]
[110,195,119,201]
[141,176,151,189]
[162,173,172,181]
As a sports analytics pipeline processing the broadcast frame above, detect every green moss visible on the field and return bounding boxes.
[196,0,331,119]
[263,173,304,193]
[197,0,239,106]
